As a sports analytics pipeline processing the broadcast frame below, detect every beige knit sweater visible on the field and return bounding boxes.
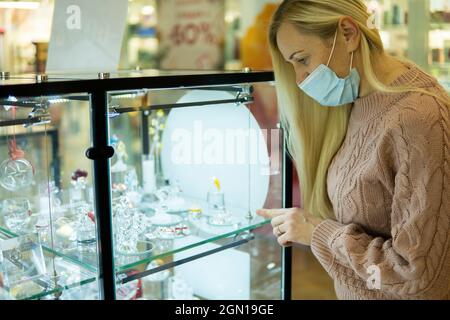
[310,63,450,300]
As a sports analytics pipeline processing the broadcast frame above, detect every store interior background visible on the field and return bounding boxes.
[0,0,449,300]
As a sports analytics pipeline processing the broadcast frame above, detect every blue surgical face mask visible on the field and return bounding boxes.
[298,30,360,106]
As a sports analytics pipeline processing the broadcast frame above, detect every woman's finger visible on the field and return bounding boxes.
[256,208,290,219]
[271,214,288,228]
[277,232,292,247]
[272,222,285,237]
[273,225,279,237]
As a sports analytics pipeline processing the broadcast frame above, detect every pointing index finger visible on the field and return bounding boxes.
[256,208,290,219]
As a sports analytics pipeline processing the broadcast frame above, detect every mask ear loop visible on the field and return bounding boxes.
[326,29,339,67]
[349,51,354,72]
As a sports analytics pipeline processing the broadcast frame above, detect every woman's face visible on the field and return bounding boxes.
[276,22,352,84]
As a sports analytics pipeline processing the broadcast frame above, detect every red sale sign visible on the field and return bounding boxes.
[157,0,225,69]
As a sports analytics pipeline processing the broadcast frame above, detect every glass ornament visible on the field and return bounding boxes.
[0,158,34,192]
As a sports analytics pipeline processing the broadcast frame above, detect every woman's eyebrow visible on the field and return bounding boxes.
[289,50,305,60]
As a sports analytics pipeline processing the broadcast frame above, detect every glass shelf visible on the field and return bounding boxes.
[56,206,270,272]
[0,205,271,299]
[430,22,450,30]
[116,206,271,272]
[381,24,408,31]
[0,229,97,300]
[380,23,450,31]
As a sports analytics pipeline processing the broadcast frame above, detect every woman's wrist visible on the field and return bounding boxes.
[306,214,325,228]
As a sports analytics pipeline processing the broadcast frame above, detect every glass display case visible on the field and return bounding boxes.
[365,0,450,92]
[0,69,291,300]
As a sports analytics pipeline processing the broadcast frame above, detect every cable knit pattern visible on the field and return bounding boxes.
[310,63,450,300]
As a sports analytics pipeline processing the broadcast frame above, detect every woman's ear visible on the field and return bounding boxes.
[338,16,360,53]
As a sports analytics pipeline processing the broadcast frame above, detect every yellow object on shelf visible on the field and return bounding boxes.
[212,176,221,191]
[189,206,203,219]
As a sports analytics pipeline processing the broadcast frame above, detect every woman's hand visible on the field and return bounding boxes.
[256,208,324,247]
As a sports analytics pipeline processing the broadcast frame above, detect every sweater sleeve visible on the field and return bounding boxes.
[311,94,450,299]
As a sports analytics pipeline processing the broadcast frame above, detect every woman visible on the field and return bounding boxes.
[257,0,450,300]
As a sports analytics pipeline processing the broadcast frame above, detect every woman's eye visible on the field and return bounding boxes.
[296,58,308,65]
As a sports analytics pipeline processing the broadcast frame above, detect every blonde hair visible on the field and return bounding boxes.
[269,0,450,219]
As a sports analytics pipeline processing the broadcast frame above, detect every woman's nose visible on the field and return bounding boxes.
[296,72,309,86]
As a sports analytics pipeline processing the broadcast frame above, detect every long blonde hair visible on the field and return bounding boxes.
[269,0,450,219]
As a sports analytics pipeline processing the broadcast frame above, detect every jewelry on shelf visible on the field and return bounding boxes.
[206,176,235,226]
[0,142,34,192]
[110,136,138,194]
[1,197,32,234]
[68,170,96,249]
[0,107,34,192]
[146,223,191,240]
[113,196,150,256]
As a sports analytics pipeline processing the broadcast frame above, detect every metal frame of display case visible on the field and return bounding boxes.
[0,70,293,300]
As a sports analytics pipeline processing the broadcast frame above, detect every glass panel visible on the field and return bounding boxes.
[107,82,283,299]
[0,94,99,300]
[115,230,280,300]
[247,82,283,300]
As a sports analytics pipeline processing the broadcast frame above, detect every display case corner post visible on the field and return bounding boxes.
[282,140,293,301]
[89,89,116,300]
